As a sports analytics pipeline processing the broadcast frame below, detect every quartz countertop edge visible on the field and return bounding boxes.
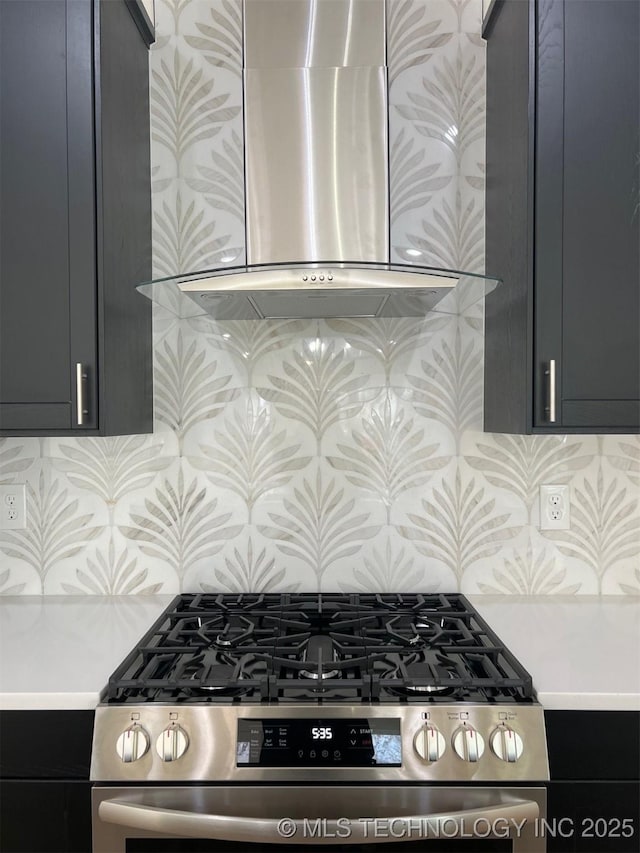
[0,692,104,711]
[0,594,638,712]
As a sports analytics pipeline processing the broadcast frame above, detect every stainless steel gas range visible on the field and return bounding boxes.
[91,593,549,852]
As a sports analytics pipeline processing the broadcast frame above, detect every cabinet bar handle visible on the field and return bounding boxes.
[544,359,556,423]
[76,363,88,425]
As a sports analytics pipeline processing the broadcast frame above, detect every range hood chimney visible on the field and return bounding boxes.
[139,0,499,321]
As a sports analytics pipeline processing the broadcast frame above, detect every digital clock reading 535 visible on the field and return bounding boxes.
[311,726,333,740]
[236,718,401,766]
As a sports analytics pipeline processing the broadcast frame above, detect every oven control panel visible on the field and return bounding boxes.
[91,704,549,782]
[236,718,402,767]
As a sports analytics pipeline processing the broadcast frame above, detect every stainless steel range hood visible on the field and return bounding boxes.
[138,0,499,321]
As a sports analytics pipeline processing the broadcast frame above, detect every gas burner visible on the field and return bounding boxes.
[402,684,453,695]
[374,653,461,698]
[176,656,241,693]
[165,650,269,700]
[384,615,445,647]
[299,668,340,680]
[297,633,341,681]
[196,615,258,649]
[415,618,441,631]
[400,663,456,695]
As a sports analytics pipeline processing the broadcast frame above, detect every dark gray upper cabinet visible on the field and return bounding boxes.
[0,0,153,436]
[484,0,640,434]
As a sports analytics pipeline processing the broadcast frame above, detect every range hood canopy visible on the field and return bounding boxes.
[139,0,500,321]
[139,262,499,321]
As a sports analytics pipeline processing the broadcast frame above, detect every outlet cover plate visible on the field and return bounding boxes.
[540,484,570,530]
[0,484,26,530]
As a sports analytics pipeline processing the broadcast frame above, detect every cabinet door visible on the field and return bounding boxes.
[535,0,640,431]
[0,780,91,852]
[546,783,640,853]
[0,0,97,432]
[0,711,94,852]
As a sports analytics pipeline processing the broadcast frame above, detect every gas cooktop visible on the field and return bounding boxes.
[103,593,535,705]
[92,593,549,784]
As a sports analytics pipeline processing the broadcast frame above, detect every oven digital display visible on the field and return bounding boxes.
[236,718,402,767]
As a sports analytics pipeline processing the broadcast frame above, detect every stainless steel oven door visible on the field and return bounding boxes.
[92,785,547,852]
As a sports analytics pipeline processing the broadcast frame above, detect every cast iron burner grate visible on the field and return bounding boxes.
[103,593,535,704]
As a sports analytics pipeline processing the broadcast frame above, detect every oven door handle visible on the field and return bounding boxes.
[98,797,540,844]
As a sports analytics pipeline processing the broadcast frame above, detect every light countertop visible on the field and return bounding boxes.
[0,594,638,712]
[0,595,174,710]
[468,595,640,711]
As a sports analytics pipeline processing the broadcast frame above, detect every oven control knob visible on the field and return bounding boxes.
[490,725,524,762]
[413,725,446,762]
[156,724,189,762]
[115,725,150,763]
[452,725,485,762]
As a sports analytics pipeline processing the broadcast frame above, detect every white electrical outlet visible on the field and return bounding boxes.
[0,484,26,530]
[539,484,570,530]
